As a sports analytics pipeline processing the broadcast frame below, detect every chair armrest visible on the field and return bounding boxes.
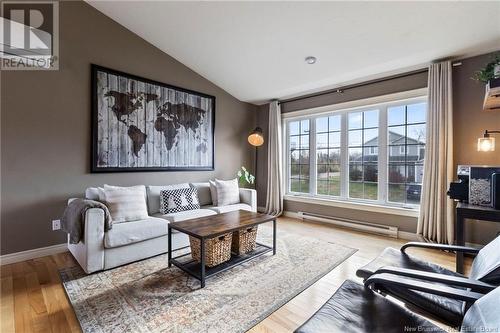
[365,273,484,303]
[239,188,257,212]
[401,242,480,254]
[373,267,495,293]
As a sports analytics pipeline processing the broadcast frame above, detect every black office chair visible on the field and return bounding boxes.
[355,235,500,327]
[295,276,499,333]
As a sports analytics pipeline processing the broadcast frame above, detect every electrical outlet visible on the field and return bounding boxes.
[52,219,61,230]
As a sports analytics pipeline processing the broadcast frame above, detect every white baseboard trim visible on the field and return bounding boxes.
[284,210,419,240]
[0,243,68,265]
[283,210,301,219]
[283,210,486,247]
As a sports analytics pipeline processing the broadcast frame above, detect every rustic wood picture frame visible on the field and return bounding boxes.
[91,65,215,173]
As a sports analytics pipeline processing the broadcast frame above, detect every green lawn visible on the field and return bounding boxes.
[349,182,377,200]
[290,179,419,204]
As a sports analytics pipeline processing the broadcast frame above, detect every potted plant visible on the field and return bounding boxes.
[472,54,500,83]
[236,166,255,188]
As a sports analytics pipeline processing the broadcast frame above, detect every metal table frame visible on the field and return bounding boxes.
[168,219,276,288]
[455,202,500,273]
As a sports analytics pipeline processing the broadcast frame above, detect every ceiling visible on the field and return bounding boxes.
[87,1,500,105]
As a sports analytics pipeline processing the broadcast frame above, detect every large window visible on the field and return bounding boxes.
[285,95,427,208]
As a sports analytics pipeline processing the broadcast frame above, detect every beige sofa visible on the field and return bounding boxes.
[67,182,257,273]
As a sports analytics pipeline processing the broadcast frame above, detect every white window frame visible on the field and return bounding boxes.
[282,88,427,214]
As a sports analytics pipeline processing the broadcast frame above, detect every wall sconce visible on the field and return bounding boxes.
[477,130,500,152]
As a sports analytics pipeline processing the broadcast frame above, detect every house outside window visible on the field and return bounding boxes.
[284,92,427,209]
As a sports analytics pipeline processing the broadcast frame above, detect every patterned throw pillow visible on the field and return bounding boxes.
[160,188,200,214]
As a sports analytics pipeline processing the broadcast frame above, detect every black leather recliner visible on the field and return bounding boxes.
[355,236,500,327]
[295,277,499,333]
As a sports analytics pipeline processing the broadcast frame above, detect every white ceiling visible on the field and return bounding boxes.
[87,1,500,105]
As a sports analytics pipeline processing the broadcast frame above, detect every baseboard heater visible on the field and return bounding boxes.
[297,211,398,238]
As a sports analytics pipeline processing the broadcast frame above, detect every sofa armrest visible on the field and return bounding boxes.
[67,197,80,205]
[240,188,257,212]
[67,207,105,273]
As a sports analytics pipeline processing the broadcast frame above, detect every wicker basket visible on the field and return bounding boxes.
[231,226,258,255]
[189,233,232,267]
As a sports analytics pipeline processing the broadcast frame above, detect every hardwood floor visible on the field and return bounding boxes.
[0,216,471,333]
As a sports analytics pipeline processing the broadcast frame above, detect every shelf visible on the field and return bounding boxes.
[484,78,500,111]
[170,242,273,280]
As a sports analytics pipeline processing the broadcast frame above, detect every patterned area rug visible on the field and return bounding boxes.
[60,225,356,333]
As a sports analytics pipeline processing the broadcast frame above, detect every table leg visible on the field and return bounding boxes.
[455,210,465,274]
[273,219,277,255]
[168,225,172,268]
[200,237,206,288]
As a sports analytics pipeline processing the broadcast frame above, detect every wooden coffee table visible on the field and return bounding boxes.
[167,210,276,288]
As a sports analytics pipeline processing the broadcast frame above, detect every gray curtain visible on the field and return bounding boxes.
[417,61,454,244]
[265,101,283,216]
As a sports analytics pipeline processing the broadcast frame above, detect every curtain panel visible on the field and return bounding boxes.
[265,101,284,216]
[417,61,454,244]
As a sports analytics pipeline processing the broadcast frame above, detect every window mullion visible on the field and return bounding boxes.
[379,106,388,203]
[340,112,348,199]
[285,120,290,194]
[310,118,317,195]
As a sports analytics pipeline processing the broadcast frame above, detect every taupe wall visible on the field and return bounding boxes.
[452,52,500,244]
[281,71,429,113]
[258,51,500,244]
[0,1,256,255]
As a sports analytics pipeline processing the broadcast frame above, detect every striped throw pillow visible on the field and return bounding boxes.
[103,185,149,223]
[215,178,240,206]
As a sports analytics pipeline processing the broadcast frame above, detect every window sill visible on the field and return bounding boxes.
[283,194,420,217]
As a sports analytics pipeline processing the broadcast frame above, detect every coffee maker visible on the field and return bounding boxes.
[447,165,500,208]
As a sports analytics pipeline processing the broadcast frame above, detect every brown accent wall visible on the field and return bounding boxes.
[258,52,500,244]
[0,1,256,255]
[281,71,429,113]
[452,52,500,244]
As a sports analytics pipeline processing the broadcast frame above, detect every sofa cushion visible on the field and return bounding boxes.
[215,178,240,206]
[160,188,200,214]
[207,203,252,214]
[146,184,190,214]
[469,235,500,284]
[355,247,466,327]
[153,209,216,223]
[104,217,168,248]
[295,280,444,333]
[190,182,212,206]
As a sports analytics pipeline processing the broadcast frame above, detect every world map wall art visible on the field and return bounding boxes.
[91,65,215,172]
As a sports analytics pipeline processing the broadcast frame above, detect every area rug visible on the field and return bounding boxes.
[60,225,356,333]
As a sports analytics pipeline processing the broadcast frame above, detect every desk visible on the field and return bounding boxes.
[455,202,500,273]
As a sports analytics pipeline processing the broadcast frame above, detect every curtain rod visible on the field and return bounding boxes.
[277,68,429,106]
